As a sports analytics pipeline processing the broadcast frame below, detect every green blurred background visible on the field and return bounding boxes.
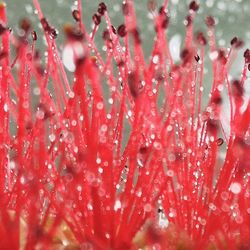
[6,0,250,50]
[4,0,250,142]
[5,0,250,80]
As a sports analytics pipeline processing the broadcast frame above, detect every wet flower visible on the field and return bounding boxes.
[0,0,249,249]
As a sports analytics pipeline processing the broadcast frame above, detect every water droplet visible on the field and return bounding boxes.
[144,203,152,212]
[230,182,241,194]
[49,134,56,142]
[97,102,104,110]
[3,104,8,112]
[96,158,101,164]
[8,161,16,170]
[152,55,159,64]
[114,200,121,211]
[36,110,45,120]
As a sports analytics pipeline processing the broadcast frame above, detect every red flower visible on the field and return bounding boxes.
[0,1,249,249]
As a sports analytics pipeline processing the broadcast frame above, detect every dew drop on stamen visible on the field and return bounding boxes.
[48,133,56,142]
[144,203,152,212]
[167,170,174,177]
[3,104,8,112]
[97,102,104,110]
[8,161,16,170]
[152,55,159,64]
[96,158,101,164]
[230,182,241,194]
[114,200,121,211]
[209,51,218,61]
[36,110,45,120]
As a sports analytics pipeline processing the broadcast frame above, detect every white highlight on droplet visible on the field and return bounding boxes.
[230,182,241,194]
[114,200,121,211]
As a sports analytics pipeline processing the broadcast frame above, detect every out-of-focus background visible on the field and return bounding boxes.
[5,0,249,81]
[6,1,249,46]
[5,0,250,141]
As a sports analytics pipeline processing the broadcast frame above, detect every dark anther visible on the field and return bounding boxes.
[243,49,250,63]
[36,65,45,76]
[189,1,199,12]
[161,15,170,29]
[34,50,41,60]
[72,9,80,22]
[92,13,101,26]
[216,138,224,146]
[117,60,125,67]
[98,2,107,15]
[31,31,37,41]
[207,119,219,133]
[111,25,117,34]
[49,28,58,39]
[139,146,148,154]
[180,48,191,64]
[196,32,207,46]
[19,18,32,32]
[117,24,127,37]
[185,15,192,27]
[231,37,244,48]
[158,208,163,213]
[211,95,222,105]
[230,37,238,46]
[75,56,86,68]
[40,18,50,32]
[158,6,166,15]
[205,16,215,27]
[64,24,84,41]
[218,49,227,65]
[194,54,200,62]
[34,226,44,239]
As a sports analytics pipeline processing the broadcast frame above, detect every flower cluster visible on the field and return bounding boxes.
[0,0,249,249]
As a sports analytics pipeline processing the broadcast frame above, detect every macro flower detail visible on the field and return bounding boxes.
[0,0,249,249]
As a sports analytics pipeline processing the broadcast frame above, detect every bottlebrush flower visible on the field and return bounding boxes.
[0,0,249,249]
